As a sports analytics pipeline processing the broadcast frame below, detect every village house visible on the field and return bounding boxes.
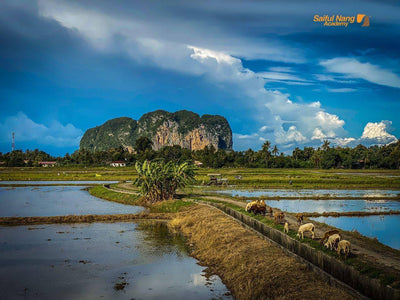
[38,161,57,167]
[110,161,126,167]
[194,160,203,167]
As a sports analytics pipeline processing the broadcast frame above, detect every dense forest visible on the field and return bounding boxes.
[1,138,399,169]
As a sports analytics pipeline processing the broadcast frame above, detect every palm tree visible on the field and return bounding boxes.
[272,145,279,157]
[261,141,271,167]
[322,140,331,151]
[292,147,301,161]
[311,150,322,168]
[262,140,271,153]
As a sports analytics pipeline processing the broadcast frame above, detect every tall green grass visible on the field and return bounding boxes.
[1,167,399,189]
[89,186,141,205]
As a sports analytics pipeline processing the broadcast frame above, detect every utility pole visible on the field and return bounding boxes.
[12,132,15,152]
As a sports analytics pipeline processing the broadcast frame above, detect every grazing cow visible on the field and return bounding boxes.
[245,201,258,212]
[274,211,285,223]
[246,200,266,215]
[324,234,341,250]
[273,211,280,223]
[297,223,315,239]
[337,240,351,259]
[319,230,341,245]
[284,222,289,233]
[296,213,304,225]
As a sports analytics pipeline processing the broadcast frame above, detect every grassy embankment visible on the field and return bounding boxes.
[0,213,173,226]
[191,196,400,289]
[170,205,355,300]
[1,167,400,189]
[89,185,194,213]
[196,168,400,189]
[0,167,137,182]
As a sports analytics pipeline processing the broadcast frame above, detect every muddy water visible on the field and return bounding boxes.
[311,215,400,250]
[216,189,400,198]
[0,221,232,300]
[0,186,144,217]
[262,199,400,213]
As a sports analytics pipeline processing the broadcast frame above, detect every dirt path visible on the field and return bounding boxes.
[104,184,139,195]
[114,182,139,192]
[202,195,400,278]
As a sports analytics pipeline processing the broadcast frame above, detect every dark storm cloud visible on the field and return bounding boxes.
[0,0,399,154]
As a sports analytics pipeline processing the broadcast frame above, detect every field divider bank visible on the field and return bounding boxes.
[0,213,173,226]
[103,184,139,195]
[188,198,400,300]
[302,210,400,217]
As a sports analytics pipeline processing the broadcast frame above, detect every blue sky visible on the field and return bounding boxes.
[0,0,399,156]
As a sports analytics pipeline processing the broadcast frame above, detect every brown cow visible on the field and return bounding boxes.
[274,211,285,223]
[296,213,304,225]
[319,229,342,245]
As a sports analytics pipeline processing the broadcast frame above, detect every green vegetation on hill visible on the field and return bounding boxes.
[79,109,233,152]
[81,117,137,151]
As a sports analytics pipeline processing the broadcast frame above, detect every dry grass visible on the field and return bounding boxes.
[171,205,356,300]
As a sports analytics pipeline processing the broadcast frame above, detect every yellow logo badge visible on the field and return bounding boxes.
[313,14,370,27]
[357,14,370,27]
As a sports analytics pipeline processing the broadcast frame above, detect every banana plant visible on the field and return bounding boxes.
[134,160,196,203]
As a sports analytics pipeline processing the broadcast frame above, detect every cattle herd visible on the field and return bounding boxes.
[245,200,351,259]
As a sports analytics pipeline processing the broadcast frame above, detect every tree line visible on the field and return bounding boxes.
[1,137,399,169]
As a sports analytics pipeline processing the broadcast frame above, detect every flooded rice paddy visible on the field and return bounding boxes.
[262,199,400,214]
[311,215,400,250]
[0,221,232,300]
[215,189,400,198]
[0,186,144,217]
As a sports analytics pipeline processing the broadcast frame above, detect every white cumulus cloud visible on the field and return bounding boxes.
[333,137,357,147]
[320,57,400,88]
[275,125,307,144]
[315,111,345,130]
[361,121,397,144]
[329,120,397,148]
[311,128,327,140]
[0,112,83,147]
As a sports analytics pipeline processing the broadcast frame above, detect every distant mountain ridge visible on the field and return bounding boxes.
[79,110,233,152]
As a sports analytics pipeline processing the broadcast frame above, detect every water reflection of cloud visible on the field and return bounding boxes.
[364,193,386,198]
[366,199,388,203]
[218,189,399,198]
[265,199,400,213]
[191,273,207,286]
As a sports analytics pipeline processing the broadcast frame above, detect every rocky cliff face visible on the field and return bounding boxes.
[80,110,232,152]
